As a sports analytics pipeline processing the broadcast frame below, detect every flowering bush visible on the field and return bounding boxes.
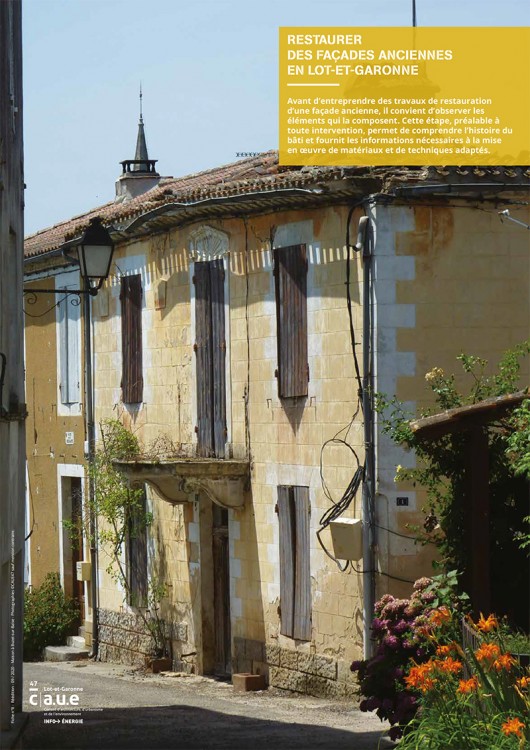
[399,615,530,749]
[24,573,79,661]
[351,576,460,741]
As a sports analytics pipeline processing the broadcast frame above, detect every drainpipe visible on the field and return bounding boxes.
[358,215,376,659]
[83,284,98,658]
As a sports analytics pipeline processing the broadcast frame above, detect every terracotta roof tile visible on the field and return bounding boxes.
[24,151,322,258]
[24,153,530,259]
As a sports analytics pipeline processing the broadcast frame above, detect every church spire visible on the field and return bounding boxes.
[132,84,150,170]
[116,86,161,201]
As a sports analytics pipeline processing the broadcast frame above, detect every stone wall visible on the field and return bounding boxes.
[233,637,358,699]
[98,608,191,670]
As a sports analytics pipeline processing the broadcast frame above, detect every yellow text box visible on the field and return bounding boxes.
[279,27,530,166]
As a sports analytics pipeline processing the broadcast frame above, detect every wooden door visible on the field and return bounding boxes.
[212,504,231,676]
[194,260,226,458]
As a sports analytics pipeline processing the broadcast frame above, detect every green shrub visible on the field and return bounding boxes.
[24,573,79,661]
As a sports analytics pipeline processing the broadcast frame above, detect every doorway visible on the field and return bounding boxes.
[200,499,231,677]
[212,504,231,676]
[60,475,85,622]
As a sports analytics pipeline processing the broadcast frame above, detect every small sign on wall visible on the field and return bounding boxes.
[65,431,74,445]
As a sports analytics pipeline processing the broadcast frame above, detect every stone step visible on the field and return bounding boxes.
[43,645,90,662]
[67,635,86,649]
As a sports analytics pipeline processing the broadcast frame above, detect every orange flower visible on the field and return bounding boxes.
[475,643,501,663]
[436,644,454,657]
[437,656,463,675]
[430,606,451,627]
[501,717,525,738]
[493,653,516,672]
[516,676,530,690]
[405,661,437,693]
[475,613,498,633]
[457,676,479,694]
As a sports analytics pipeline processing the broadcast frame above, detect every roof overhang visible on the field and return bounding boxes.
[410,390,528,441]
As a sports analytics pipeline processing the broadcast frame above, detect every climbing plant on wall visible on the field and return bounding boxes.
[376,342,530,627]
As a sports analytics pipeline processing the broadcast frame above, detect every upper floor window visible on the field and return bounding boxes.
[273,244,309,398]
[57,279,81,407]
[120,274,143,404]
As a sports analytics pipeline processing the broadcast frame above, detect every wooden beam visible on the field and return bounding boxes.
[464,426,490,616]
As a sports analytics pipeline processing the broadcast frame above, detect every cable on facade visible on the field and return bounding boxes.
[242,218,252,462]
[344,202,365,404]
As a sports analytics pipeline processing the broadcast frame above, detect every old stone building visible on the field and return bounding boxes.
[24,134,530,696]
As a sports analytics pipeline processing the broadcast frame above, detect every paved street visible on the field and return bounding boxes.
[22,661,393,750]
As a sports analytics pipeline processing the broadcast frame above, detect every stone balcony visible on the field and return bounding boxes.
[113,457,250,509]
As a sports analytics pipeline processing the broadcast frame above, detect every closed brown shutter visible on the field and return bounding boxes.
[120,274,143,404]
[293,486,311,640]
[278,485,311,640]
[194,259,226,458]
[210,259,226,458]
[274,244,308,398]
[278,485,295,637]
[194,262,214,457]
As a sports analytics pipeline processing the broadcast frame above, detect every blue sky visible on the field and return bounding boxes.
[23,0,529,235]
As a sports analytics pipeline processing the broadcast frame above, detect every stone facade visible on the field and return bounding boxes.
[23,157,530,697]
[233,637,358,699]
[98,608,191,671]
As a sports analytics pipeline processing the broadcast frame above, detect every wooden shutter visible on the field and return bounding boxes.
[120,274,143,404]
[274,245,308,398]
[194,262,214,457]
[278,485,295,637]
[128,488,148,607]
[293,486,311,640]
[210,259,226,458]
[58,289,80,404]
[278,485,311,640]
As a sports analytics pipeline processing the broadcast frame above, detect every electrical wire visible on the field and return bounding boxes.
[345,202,365,403]
[243,218,252,461]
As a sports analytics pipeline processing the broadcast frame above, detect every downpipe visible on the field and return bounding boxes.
[358,215,376,659]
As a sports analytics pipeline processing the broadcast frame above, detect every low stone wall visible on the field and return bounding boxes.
[98,608,189,669]
[233,637,358,699]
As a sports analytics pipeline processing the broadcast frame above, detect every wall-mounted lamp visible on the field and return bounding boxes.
[24,217,114,297]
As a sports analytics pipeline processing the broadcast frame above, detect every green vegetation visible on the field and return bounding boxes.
[24,573,78,661]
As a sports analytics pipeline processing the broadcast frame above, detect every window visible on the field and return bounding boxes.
[194,259,226,458]
[58,281,81,406]
[127,487,148,608]
[277,485,311,640]
[120,274,143,404]
[273,244,308,398]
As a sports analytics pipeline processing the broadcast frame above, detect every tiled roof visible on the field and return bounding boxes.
[25,151,340,258]
[24,152,530,259]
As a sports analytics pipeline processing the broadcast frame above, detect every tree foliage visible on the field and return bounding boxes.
[376,343,530,581]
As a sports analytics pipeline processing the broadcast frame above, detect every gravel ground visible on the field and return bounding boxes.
[22,661,394,750]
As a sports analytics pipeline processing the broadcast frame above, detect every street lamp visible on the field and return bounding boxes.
[24,216,114,297]
[67,218,115,295]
